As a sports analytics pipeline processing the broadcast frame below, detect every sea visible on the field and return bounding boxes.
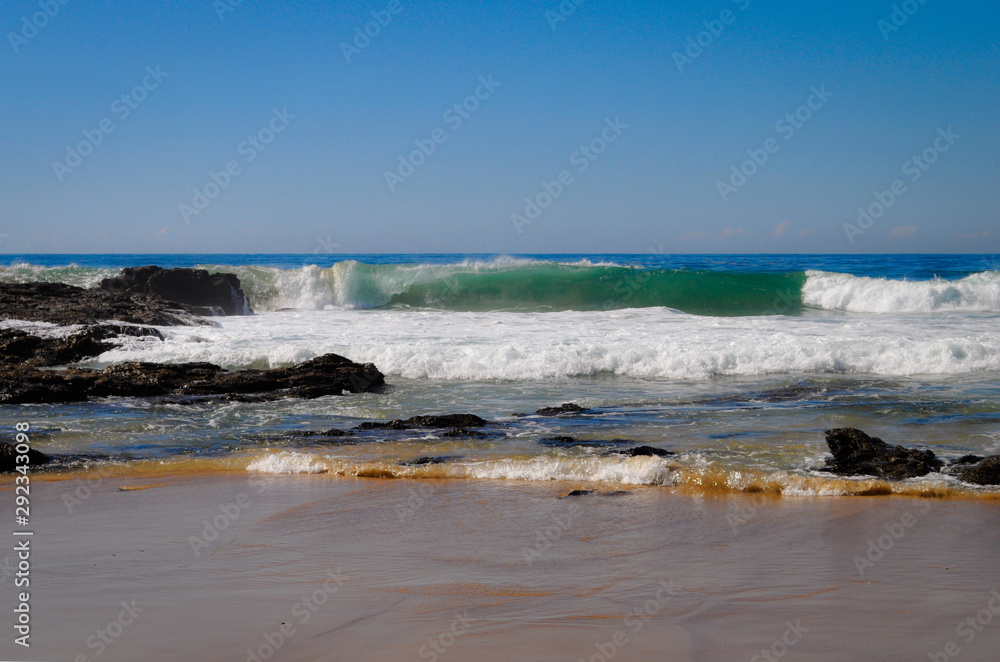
[3,253,1000,498]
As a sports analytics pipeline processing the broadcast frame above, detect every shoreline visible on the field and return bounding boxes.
[4,474,999,660]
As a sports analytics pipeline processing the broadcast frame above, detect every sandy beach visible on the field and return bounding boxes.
[3,472,998,661]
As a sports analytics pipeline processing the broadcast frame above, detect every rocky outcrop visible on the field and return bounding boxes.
[0,281,206,326]
[356,414,488,430]
[0,325,163,366]
[0,442,53,473]
[959,456,1000,486]
[823,428,942,479]
[100,266,252,316]
[0,353,383,405]
[535,403,588,416]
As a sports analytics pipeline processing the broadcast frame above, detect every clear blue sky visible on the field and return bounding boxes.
[1,0,997,254]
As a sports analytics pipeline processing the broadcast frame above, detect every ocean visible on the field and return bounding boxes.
[3,253,1000,498]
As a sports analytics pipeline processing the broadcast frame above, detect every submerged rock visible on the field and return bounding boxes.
[620,445,675,458]
[100,266,253,316]
[561,489,594,498]
[959,456,1000,486]
[535,403,588,416]
[823,428,942,480]
[357,414,488,430]
[0,353,383,405]
[0,442,53,473]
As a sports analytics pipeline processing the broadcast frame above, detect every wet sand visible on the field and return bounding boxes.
[3,474,1000,661]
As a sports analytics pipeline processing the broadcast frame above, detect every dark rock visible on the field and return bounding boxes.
[100,266,252,316]
[357,413,488,431]
[620,445,675,458]
[0,281,207,326]
[0,325,164,367]
[823,428,942,480]
[561,489,594,498]
[294,428,354,438]
[953,454,985,466]
[535,403,588,416]
[399,456,459,466]
[0,442,53,473]
[960,456,1000,486]
[601,490,630,497]
[0,353,383,405]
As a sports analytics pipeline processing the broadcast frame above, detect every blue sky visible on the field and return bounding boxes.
[1,0,997,254]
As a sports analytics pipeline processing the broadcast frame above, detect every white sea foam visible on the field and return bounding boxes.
[246,451,330,474]
[802,270,1000,313]
[84,306,1000,379]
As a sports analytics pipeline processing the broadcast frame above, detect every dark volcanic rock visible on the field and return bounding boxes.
[953,454,985,466]
[100,266,253,316]
[535,403,588,416]
[561,489,594,498]
[0,281,206,326]
[357,414,488,431]
[0,442,53,473]
[620,445,675,458]
[293,428,354,438]
[0,325,163,366]
[960,456,1000,486]
[823,428,942,480]
[0,353,383,405]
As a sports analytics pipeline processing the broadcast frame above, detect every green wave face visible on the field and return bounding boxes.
[371,263,808,315]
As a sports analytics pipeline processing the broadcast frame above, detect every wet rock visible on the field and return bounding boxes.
[823,428,942,480]
[0,325,164,367]
[620,445,675,458]
[357,414,488,431]
[0,281,207,326]
[100,266,252,316]
[535,403,588,416]
[601,490,630,497]
[0,442,53,473]
[0,353,383,405]
[291,428,355,438]
[561,489,594,498]
[960,456,1000,486]
[399,456,459,466]
[952,454,984,466]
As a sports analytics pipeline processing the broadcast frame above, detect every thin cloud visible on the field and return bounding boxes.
[890,225,917,238]
[772,221,790,237]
